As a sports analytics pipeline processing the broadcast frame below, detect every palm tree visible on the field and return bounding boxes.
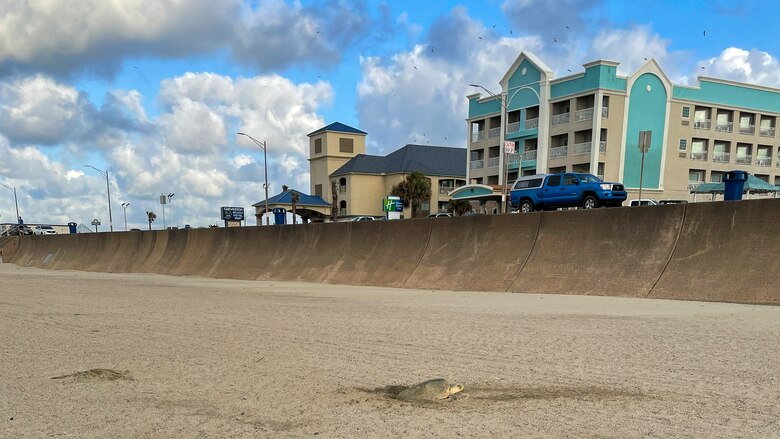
[146,211,156,230]
[391,171,431,218]
[290,190,299,224]
[447,199,471,216]
[331,180,338,222]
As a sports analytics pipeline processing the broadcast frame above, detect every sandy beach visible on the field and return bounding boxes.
[1,264,778,438]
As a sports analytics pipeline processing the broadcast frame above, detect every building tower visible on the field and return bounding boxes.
[307,122,367,202]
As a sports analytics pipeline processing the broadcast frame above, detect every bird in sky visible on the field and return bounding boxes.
[703,30,707,36]
[565,25,570,29]
[509,29,513,35]
[553,37,558,43]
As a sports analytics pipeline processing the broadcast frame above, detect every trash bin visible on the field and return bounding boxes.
[67,222,78,234]
[273,208,287,225]
[723,170,748,201]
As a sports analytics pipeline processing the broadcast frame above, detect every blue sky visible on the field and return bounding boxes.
[2,0,780,228]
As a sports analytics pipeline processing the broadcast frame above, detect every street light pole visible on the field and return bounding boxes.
[167,193,175,228]
[469,83,511,213]
[121,202,130,231]
[237,132,270,225]
[0,182,20,223]
[85,165,114,232]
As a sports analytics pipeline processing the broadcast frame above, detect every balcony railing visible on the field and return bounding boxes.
[756,157,772,167]
[471,130,485,142]
[550,146,568,158]
[712,152,730,163]
[487,157,500,168]
[687,181,703,191]
[573,142,592,155]
[506,121,520,133]
[339,208,347,216]
[735,155,752,165]
[438,186,454,195]
[339,186,347,194]
[690,151,708,161]
[602,107,609,118]
[524,150,537,161]
[739,125,755,135]
[551,112,570,126]
[715,122,733,132]
[760,127,775,137]
[470,159,484,170]
[693,119,711,130]
[488,127,501,138]
[525,118,539,129]
[599,141,606,153]
[575,107,594,122]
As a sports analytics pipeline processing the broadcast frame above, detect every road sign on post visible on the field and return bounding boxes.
[504,140,516,154]
[638,130,652,203]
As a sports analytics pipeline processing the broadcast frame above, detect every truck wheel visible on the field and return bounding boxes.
[582,195,599,209]
[520,200,534,213]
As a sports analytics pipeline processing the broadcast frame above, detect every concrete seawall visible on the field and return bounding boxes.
[3,199,778,305]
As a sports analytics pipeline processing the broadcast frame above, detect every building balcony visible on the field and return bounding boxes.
[524,150,538,161]
[339,186,347,194]
[487,157,500,168]
[690,152,708,161]
[438,186,454,195]
[470,159,484,170]
[550,146,568,158]
[573,142,592,155]
[506,121,520,134]
[687,181,703,191]
[735,155,752,165]
[575,107,594,122]
[739,125,755,135]
[760,127,775,137]
[339,208,347,216]
[551,113,570,126]
[693,120,711,130]
[602,107,609,118]
[712,153,730,163]
[756,157,772,167]
[599,141,606,153]
[525,118,539,129]
[715,122,733,133]
[488,127,501,138]
[471,131,486,142]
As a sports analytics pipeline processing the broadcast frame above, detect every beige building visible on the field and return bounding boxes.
[308,122,466,219]
[467,51,780,203]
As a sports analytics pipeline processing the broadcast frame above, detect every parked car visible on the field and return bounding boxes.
[350,216,376,222]
[629,199,660,206]
[17,225,33,235]
[32,225,57,235]
[510,173,627,212]
[427,212,452,218]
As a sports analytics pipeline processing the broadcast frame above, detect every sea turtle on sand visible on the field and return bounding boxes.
[396,379,464,401]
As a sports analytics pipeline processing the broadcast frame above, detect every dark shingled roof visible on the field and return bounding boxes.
[252,188,330,207]
[331,144,466,178]
[307,122,367,137]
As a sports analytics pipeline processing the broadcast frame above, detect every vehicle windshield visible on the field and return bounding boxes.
[576,174,602,183]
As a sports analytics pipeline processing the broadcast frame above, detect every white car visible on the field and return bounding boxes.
[427,212,452,218]
[628,199,659,207]
[350,216,376,222]
[32,225,57,235]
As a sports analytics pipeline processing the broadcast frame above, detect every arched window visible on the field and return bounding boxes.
[339,177,347,194]
[339,200,347,216]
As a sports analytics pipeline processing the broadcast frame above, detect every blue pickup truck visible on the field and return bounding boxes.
[510,173,627,212]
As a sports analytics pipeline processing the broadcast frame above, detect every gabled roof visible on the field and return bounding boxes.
[252,188,330,207]
[307,122,367,137]
[500,51,554,89]
[331,144,466,178]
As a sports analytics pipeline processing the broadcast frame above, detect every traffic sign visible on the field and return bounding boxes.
[504,140,516,154]
[638,131,652,153]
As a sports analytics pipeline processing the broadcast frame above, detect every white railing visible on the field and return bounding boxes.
[471,130,485,142]
[488,127,501,138]
[599,141,606,153]
[739,125,755,135]
[550,146,568,158]
[339,186,347,194]
[524,150,537,160]
[470,159,484,170]
[756,157,772,167]
[760,127,775,137]
[602,107,609,118]
[506,121,520,133]
[551,113,570,126]
[525,118,539,129]
[690,152,708,161]
[712,153,730,163]
[693,119,711,130]
[715,122,733,132]
[687,181,703,191]
[735,155,752,165]
[573,142,592,155]
[438,186,453,194]
[575,107,594,122]
[487,157,500,168]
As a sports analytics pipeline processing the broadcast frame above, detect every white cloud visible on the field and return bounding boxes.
[700,47,780,88]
